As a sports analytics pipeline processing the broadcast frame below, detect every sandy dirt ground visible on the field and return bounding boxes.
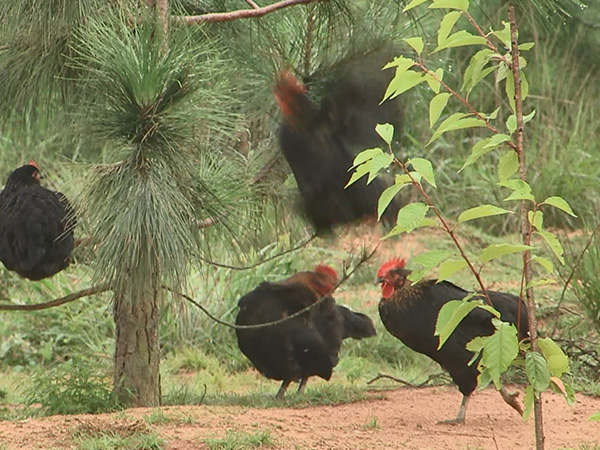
[1,386,599,450]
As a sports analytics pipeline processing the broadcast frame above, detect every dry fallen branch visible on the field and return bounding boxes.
[367,372,451,388]
[0,283,111,311]
[178,0,322,24]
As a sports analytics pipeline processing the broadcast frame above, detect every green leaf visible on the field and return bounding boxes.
[404,37,424,55]
[531,256,554,273]
[480,318,519,388]
[588,412,600,422]
[535,230,565,264]
[412,250,453,271]
[526,278,557,289]
[498,179,535,202]
[437,259,468,282]
[498,150,519,182]
[435,297,479,349]
[523,110,536,124]
[542,196,577,217]
[429,92,451,128]
[424,68,444,93]
[403,0,430,12]
[457,204,512,223]
[346,162,370,187]
[526,351,551,392]
[378,182,408,220]
[462,49,495,92]
[383,56,416,71]
[493,21,511,48]
[376,123,395,146]
[519,42,535,51]
[437,11,462,47]
[484,133,511,149]
[505,70,516,112]
[367,153,394,184]
[460,138,497,171]
[523,385,534,421]
[521,71,529,101]
[435,31,488,53]
[352,148,382,168]
[409,158,436,187]
[428,114,487,145]
[506,114,517,134]
[476,367,493,390]
[382,202,430,238]
[383,70,426,102]
[479,243,533,264]
[537,337,570,378]
[528,210,544,230]
[430,0,469,12]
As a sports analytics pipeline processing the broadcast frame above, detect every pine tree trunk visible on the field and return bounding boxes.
[112,282,161,407]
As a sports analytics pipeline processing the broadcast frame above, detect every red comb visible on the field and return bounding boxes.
[376,258,406,278]
[28,159,38,168]
[314,264,339,282]
[274,70,306,95]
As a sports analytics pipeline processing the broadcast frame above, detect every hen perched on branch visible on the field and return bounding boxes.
[235,264,376,398]
[376,258,529,424]
[273,70,401,232]
[0,161,75,280]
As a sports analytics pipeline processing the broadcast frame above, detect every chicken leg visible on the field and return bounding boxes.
[275,379,292,399]
[437,395,470,425]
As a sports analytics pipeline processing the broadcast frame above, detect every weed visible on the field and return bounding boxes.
[143,408,170,425]
[203,430,274,450]
[74,431,165,450]
[363,416,379,430]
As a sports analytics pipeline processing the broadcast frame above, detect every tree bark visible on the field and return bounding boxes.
[112,282,161,407]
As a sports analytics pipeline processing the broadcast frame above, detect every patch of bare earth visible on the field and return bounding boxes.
[1,387,598,450]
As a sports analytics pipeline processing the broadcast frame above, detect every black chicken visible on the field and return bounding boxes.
[273,71,401,232]
[376,258,529,424]
[235,264,376,398]
[0,161,75,280]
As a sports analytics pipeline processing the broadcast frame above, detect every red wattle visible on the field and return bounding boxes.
[382,282,395,299]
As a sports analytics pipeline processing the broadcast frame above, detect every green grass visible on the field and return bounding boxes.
[73,431,165,450]
[203,430,275,450]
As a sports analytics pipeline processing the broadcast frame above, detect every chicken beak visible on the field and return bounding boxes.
[376,277,385,285]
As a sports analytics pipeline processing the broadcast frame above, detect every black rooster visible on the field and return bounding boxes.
[0,161,75,280]
[273,71,401,232]
[376,258,528,424]
[236,265,376,398]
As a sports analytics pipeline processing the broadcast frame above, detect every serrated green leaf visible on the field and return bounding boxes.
[528,210,544,230]
[412,250,453,271]
[537,337,570,378]
[505,71,516,112]
[381,202,430,239]
[481,107,501,120]
[542,196,577,217]
[434,31,488,53]
[466,335,486,354]
[480,319,519,388]
[588,412,600,422]
[521,71,529,101]
[460,138,496,171]
[526,351,551,392]
[403,0,430,12]
[523,110,536,124]
[484,133,511,149]
[430,0,469,12]
[419,217,439,228]
[428,114,487,145]
[535,230,565,264]
[479,243,533,264]
[457,204,512,223]
[497,61,509,83]
[375,123,395,146]
[436,11,461,46]
[498,179,535,202]
[429,93,451,128]
[493,21,511,47]
[462,49,495,92]
[523,385,534,421]
[404,37,424,55]
[519,42,535,51]
[498,150,519,182]
[383,55,416,71]
[424,68,444,93]
[345,162,370,187]
[437,259,468,281]
[409,157,436,187]
[383,70,426,102]
[352,148,382,168]
[531,256,554,273]
[396,172,421,185]
[476,367,493,390]
[506,114,517,134]
[526,278,557,289]
[378,182,408,220]
[435,297,479,349]
[367,153,394,184]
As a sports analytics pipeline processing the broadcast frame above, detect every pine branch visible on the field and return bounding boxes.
[0,284,111,311]
[178,0,323,24]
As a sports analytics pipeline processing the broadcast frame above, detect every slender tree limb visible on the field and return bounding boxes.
[178,0,322,24]
[197,233,317,270]
[194,217,219,229]
[509,7,544,449]
[367,372,450,387]
[252,155,281,184]
[0,284,111,311]
[244,0,260,9]
[165,244,377,330]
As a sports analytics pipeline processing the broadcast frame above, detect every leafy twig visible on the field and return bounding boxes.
[0,284,111,311]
